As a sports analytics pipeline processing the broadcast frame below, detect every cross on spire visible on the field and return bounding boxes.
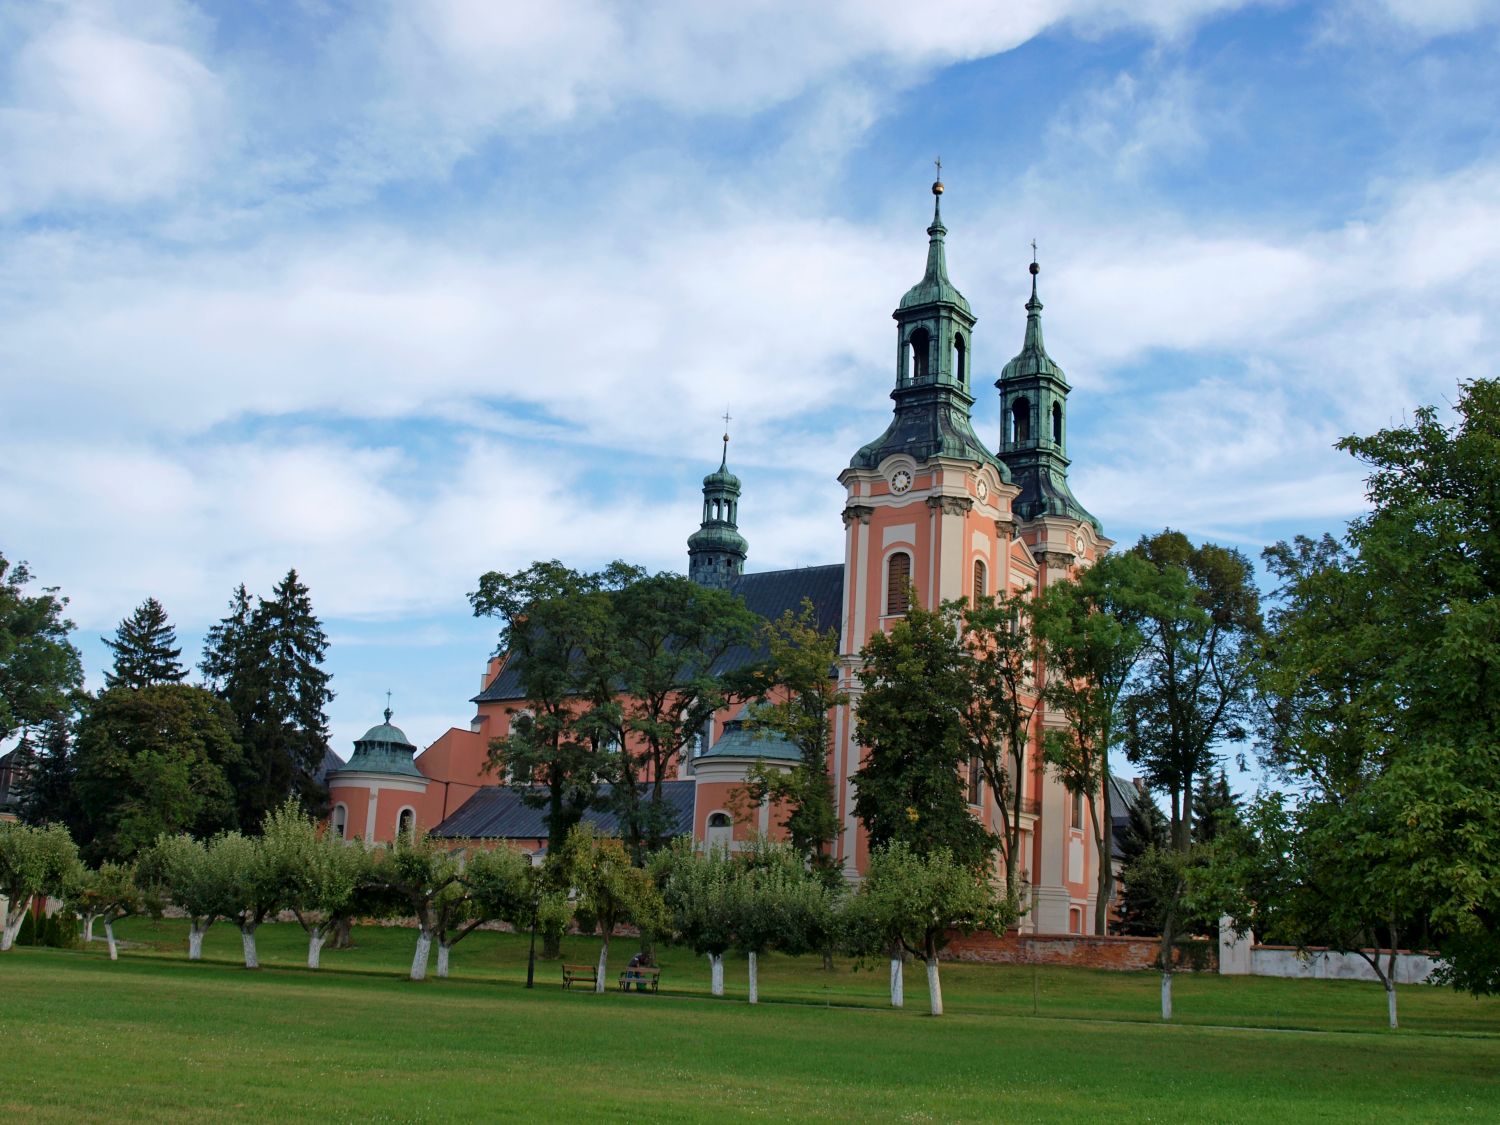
[384,690,392,724]
[934,156,941,181]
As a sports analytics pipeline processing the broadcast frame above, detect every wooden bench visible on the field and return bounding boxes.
[562,963,597,989]
[618,966,661,993]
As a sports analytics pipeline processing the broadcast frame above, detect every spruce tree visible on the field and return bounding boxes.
[1116,791,1171,936]
[102,598,185,690]
[1191,769,1242,844]
[14,710,78,830]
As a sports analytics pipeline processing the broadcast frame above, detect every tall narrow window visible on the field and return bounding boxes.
[331,804,348,840]
[1052,402,1063,444]
[909,328,930,382]
[973,559,986,606]
[886,552,911,615]
[954,333,967,386]
[1011,398,1031,443]
[967,755,984,805]
[397,808,415,841]
[1071,790,1084,830]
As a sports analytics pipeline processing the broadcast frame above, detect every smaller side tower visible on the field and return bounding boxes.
[687,429,748,588]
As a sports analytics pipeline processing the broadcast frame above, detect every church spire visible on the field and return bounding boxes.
[688,417,748,588]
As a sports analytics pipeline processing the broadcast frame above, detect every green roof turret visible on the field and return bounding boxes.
[688,423,748,588]
[332,705,424,779]
[898,178,972,315]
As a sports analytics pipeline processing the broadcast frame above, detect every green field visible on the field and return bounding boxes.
[4,919,1499,1122]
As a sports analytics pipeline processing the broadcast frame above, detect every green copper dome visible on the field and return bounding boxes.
[898,196,972,316]
[333,708,424,779]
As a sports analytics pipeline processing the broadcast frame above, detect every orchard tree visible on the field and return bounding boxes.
[1035,551,1169,934]
[72,684,241,861]
[853,599,994,869]
[137,834,236,960]
[562,824,667,994]
[433,846,534,979]
[733,602,846,878]
[0,821,79,951]
[729,840,835,1005]
[102,597,185,690]
[844,842,1011,1016]
[0,552,83,745]
[261,801,368,969]
[71,862,141,961]
[213,831,285,970]
[373,835,462,981]
[652,839,737,996]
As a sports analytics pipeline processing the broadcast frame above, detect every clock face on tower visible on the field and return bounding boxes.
[890,469,913,494]
[976,478,988,502]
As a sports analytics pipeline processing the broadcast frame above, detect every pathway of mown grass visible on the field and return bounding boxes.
[108,917,1500,1036]
[3,946,1498,1123]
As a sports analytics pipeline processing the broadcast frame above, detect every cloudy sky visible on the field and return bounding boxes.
[4,0,1498,774]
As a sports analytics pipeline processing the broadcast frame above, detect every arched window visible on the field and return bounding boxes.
[706,811,733,851]
[954,333,966,386]
[331,803,348,841]
[886,552,911,615]
[909,328,930,382]
[973,559,986,606]
[396,808,416,842]
[1010,398,1031,443]
[1052,402,1063,444]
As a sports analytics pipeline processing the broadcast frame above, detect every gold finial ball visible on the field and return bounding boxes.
[932,180,944,195]
[1029,261,1040,275]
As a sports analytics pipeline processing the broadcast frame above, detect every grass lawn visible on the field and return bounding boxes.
[3,920,1499,1122]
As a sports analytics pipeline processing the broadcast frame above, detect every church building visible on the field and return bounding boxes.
[328,178,1110,934]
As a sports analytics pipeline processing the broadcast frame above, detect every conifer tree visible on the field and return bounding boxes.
[102,598,185,690]
[0,552,83,743]
[14,709,78,830]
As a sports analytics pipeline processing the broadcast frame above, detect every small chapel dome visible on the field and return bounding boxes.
[334,707,423,779]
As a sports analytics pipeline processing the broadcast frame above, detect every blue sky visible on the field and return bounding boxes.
[3,0,1499,787]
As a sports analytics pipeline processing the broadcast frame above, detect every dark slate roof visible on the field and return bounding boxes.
[1108,775,1146,860]
[430,780,697,842]
[314,748,346,786]
[474,564,845,703]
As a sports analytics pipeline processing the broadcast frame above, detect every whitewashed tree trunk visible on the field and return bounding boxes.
[595,941,609,995]
[436,941,451,979]
[241,926,259,969]
[709,953,724,996]
[84,914,96,943]
[1,906,26,951]
[1161,972,1173,1021]
[926,957,943,1017]
[188,923,206,961]
[308,930,325,969]
[748,951,759,1004]
[410,929,433,981]
[105,920,118,961]
[890,957,905,1008]
[1386,981,1398,1029]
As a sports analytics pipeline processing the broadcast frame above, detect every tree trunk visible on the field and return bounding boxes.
[410,928,433,981]
[308,930,325,969]
[542,929,562,960]
[1090,775,1111,936]
[241,925,259,970]
[437,941,451,979]
[105,920,118,961]
[595,938,609,995]
[748,951,759,1005]
[926,957,943,1017]
[188,922,206,960]
[1161,971,1173,1021]
[1,895,32,950]
[890,956,905,1008]
[709,952,724,996]
[332,915,353,950]
[84,913,97,943]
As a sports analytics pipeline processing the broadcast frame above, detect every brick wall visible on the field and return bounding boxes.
[944,930,1216,972]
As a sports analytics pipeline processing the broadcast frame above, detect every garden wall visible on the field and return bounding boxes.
[944,930,1216,972]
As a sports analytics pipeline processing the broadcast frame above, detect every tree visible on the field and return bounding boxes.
[1191,769,1241,845]
[0,552,83,745]
[72,684,241,861]
[953,589,1045,909]
[201,574,334,830]
[562,824,668,994]
[1035,551,1165,933]
[212,831,285,970]
[1114,794,1170,937]
[0,821,79,951]
[727,839,835,1005]
[433,846,534,979]
[70,861,141,962]
[1123,531,1262,853]
[137,834,236,960]
[102,597,185,690]
[372,835,462,981]
[651,839,738,996]
[260,800,368,969]
[12,710,78,830]
[608,573,758,860]
[469,561,633,867]
[853,599,994,869]
[733,601,845,878]
[843,841,1012,1016]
